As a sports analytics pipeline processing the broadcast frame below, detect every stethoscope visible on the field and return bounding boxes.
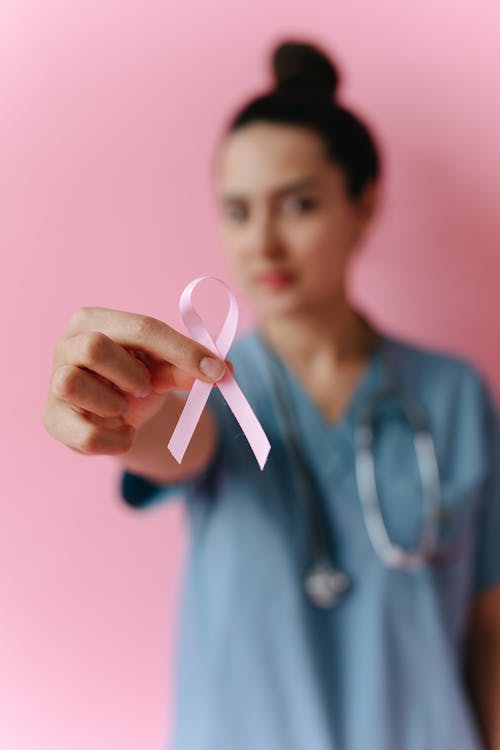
[260,332,444,609]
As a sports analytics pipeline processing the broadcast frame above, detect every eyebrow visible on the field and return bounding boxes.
[220,175,323,203]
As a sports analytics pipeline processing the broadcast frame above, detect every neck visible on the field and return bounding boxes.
[258,287,379,369]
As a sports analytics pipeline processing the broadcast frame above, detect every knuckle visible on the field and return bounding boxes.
[175,335,197,367]
[52,337,64,367]
[133,315,157,342]
[51,365,81,400]
[42,399,72,445]
[52,333,72,368]
[107,399,127,418]
[66,306,91,333]
[77,423,102,454]
[76,423,133,455]
[41,403,54,434]
[114,433,135,454]
[82,331,110,365]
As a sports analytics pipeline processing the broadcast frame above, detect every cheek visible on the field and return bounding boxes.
[292,217,352,279]
[220,241,254,295]
[222,243,247,279]
[219,229,241,266]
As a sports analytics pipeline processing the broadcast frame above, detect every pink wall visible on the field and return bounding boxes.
[1,1,499,748]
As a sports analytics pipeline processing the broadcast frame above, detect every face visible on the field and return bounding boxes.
[214,122,378,319]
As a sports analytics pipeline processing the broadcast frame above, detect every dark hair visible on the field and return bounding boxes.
[223,39,382,202]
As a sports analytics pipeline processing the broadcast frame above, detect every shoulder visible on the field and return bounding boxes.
[386,336,500,465]
[382,332,498,483]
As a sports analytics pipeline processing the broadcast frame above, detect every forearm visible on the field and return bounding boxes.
[465,635,500,749]
[117,392,217,485]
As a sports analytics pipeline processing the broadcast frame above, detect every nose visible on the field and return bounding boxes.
[248,210,286,260]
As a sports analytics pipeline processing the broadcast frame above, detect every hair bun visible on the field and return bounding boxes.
[271,40,340,101]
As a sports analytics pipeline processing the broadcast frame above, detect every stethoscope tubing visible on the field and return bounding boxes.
[260,334,444,607]
[354,384,442,569]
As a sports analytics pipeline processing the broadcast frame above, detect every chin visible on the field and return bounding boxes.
[250,286,311,318]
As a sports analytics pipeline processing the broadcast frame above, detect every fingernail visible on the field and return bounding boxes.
[199,357,226,381]
[134,384,152,398]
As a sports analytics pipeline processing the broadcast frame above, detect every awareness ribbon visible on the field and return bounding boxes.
[167,276,271,470]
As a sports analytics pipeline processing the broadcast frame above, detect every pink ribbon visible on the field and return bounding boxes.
[167,276,271,470]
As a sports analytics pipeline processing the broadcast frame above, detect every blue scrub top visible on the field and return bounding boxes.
[120,328,500,750]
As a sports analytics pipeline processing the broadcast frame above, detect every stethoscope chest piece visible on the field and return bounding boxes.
[304,561,351,608]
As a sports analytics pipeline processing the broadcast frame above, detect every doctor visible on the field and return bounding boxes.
[43,40,500,750]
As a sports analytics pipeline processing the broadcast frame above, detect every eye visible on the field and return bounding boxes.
[283,197,318,214]
[223,203,248,222]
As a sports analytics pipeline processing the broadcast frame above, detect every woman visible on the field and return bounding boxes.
[43,40,500,750]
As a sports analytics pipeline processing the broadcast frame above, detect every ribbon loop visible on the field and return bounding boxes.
[167,276,271,470]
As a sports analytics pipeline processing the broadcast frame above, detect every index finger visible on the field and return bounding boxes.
[65,306,227,383]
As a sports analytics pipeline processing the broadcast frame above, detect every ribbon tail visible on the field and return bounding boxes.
[218,374,271,470]
[167,379,212,463]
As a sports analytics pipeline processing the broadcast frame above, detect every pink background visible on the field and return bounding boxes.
[1,1,499,748]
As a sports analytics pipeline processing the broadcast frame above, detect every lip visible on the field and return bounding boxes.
[255,269,296,290]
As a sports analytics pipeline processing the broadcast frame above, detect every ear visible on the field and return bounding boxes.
[358,180,380,228]
[348,181,380,250]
